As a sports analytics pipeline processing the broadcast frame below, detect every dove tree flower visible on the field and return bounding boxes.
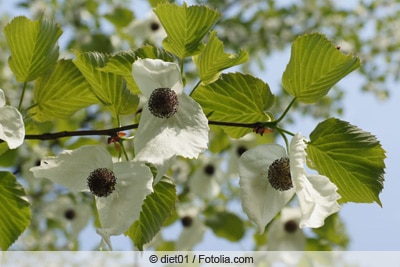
[188,155,223,200]
[267,207,306,251]
[30,145,153,249]
[131,58,209,169]
[42,194,92,241]
[175,203,206,250]
[0,89,25,149]
[238,133,341,233]
[266,207,305,265]
[226,133,258,178]
[126,12,167,45]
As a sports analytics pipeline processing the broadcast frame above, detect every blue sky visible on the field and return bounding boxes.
[1,0,399,251]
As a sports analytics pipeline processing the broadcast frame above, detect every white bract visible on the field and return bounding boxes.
[226,133,257,178]
[188,155,222,200]
[267,207,305,251]
[0,89,25,149]
[132,58,209,175]
[30,145,153,249]
[176,216,205,250]
[42,195,92,240]
[126,12,167,44]
[267,207,305,265]
[238,133,341,233]
[175,203,206,250]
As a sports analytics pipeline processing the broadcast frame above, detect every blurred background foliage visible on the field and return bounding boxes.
[0,0,397,250]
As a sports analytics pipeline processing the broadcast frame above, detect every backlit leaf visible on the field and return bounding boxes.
[0,172,31,250]
[307,118,385,205]
[282,33,360,103]
[125,178,176,251]
[29,59,98,122]
[193,30,248,85]
[154,2,221,58]
[192,73,274,138]
[73,51,139,117]
[99,46,174,94]
[4,16,62,82]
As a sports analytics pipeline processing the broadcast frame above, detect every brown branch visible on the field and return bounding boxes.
[24,124,139,141]
[0,120,276,143]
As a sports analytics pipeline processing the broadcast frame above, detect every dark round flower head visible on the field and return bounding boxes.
[148,87,179,119]
[87,168,117,197]
[236,145,248,156]
[64,208,76,220]
[267,157,293,191]
[181,216,193,228]
[150,22,160,31]
[284,219,298,233]
[203,163,215,176]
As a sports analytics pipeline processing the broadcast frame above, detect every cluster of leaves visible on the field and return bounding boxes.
[10,0,400,100]
[0,1,386,251]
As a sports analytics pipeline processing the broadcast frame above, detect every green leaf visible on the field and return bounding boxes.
[99,46,174,94]
[29,59,98,122]
[0,172,31,250]
[125,178,177,251]
[282,33,360,103]
[69,33,113,54]
[4,16,62,82]
[193,31,248,85]
[208,128,231,153]
[73,51,139,117]
[205,211,245,242]
[312,213,349,249]
[253,230,268,248]
[0,148,17,167]
[192,73,274,138]
[104,7,134,28]
[148,0,169,8]
[307,118,385,205]
[154,2,221,58]
[0,143,9,157]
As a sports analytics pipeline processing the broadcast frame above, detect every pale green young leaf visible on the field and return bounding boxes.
[73,51,139,117]
[154,2,221,59]
[4,16,62,82]
[282,33,360,103]
[125,178,176,251]
[99,46,174,94]
[193,30,249,85]
[29,59,98,122]
[0,171,31,250]
[307,118,385,205]
[205,211,245,242]
[192,73,274,138]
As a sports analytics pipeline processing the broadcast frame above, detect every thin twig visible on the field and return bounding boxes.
[1,120,280,144]
[23,124,139,141]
